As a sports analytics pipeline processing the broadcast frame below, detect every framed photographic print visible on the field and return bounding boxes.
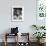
[11,6,24,21]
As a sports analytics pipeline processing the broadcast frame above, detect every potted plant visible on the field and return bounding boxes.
[33,32,46,43]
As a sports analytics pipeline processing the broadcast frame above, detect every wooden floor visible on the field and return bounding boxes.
[0,42,46,46]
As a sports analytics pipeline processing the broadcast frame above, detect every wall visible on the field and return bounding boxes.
[0,0,36,42]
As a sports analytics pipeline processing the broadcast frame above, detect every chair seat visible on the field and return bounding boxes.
[6,33,17,36]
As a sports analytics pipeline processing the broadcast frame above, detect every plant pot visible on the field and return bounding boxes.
[37,39,45,44]
[37,39,40,43]
[40,38,45,43]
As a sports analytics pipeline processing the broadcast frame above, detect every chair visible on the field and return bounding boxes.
[18,33,30,46]
[4,27,19,46]
[4,33,18,46]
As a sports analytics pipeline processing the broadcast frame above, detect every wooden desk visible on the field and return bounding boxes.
[4,33,18,46]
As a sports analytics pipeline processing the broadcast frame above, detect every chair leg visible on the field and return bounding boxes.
[4,41,7,46]
[4,33,7,46]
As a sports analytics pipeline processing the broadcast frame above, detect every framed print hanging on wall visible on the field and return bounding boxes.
[11,6,24,22]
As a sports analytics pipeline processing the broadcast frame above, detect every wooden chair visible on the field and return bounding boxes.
[4,33,18,46]
[18,33,30,46]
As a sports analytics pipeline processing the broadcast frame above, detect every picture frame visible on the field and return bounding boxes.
[11,6,24,22]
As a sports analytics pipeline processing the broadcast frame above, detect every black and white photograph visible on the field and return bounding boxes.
[12,6,24,21]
